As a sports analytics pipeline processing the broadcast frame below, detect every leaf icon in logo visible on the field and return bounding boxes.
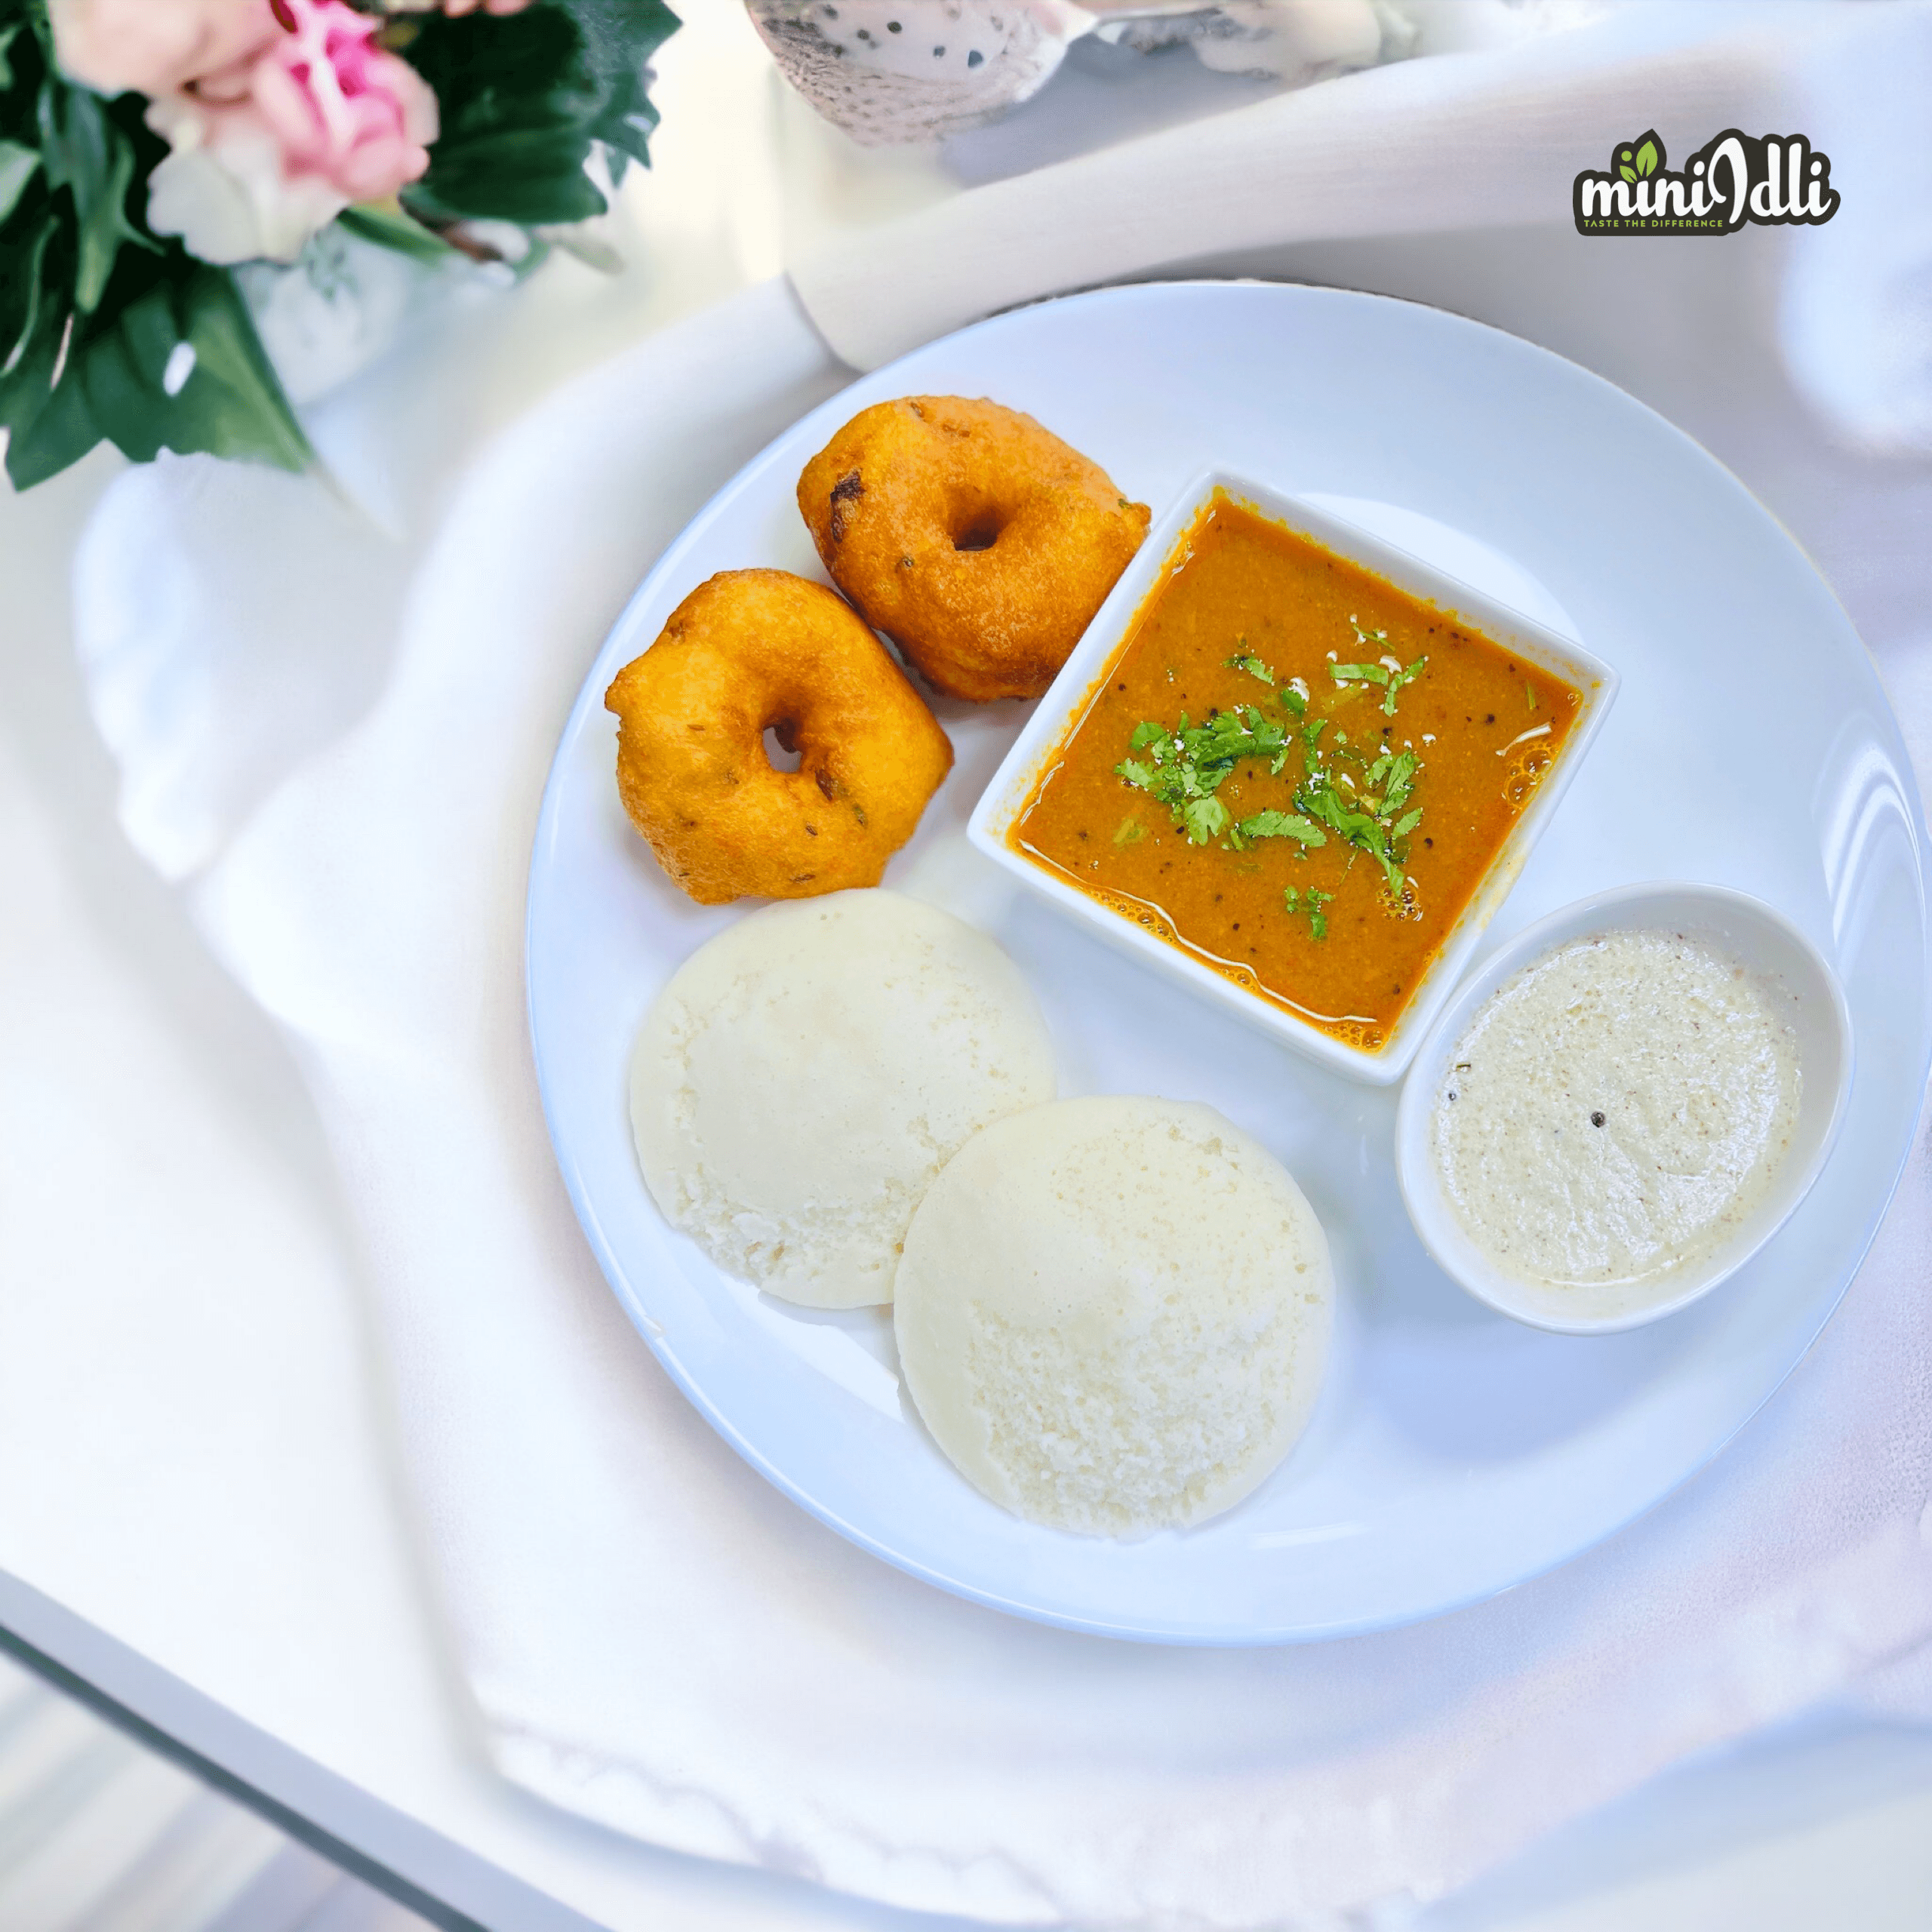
[1635,137,1660,177]
[1617,147,1636,183]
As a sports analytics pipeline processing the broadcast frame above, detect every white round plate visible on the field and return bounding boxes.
[528,283,1929,1644]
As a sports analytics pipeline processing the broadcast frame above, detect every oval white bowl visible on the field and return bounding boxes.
[1394,883,1854,1334]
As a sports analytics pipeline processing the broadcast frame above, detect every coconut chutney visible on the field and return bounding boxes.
[1432,928,1802,1298]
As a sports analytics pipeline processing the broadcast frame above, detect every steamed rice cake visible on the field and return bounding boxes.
[894,1096,1331,1535]
[630,889,1055,1309]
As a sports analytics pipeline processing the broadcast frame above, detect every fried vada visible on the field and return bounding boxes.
[797,396,1150,703]
[605,569,952,905]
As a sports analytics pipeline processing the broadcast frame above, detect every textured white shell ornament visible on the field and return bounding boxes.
[745,1,1098,146]
[746,2,1425,146]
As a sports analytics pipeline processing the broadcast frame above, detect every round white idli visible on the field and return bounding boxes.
[894,1096,1332,1536]
[631,889,1055,1309]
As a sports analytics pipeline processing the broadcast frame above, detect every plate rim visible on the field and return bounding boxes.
[525,277,1932,1644]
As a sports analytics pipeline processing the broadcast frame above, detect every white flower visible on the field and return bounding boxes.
[145,93,348,266]
[140,2,438,268]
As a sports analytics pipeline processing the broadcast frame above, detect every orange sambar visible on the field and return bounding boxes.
[1011,494,1580,1050]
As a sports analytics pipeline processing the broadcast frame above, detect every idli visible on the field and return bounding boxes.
[631,889,1055,1309]
[894,1096,1331,1536]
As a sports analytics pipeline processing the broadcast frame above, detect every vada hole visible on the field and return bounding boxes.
[762,724,804,773]
[953,514,1003,553]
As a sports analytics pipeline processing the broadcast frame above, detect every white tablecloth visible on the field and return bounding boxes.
[60,4,1932,1926]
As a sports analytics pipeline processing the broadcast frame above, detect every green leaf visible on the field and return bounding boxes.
[401,0,680,227]
[2,219,54,377]
[1225,652,1275,686]
[1237,810,1325,846]
[1331,661,1390,686]
[0,306,82,484]
[572,0,680,177]
[1181,795,1228,846]
[76,138,139,308]
[165,267,311,469]
[418,128,610,227]
[35,82,153,312]
[1392,749,1418,786]
[0,137,35,223]
[336,202,457,263]
[1380,656,1426,716]
[1283,884,1332,941]
[1635,137,1659,177]
[1391,808,1423,841]
[0,32,312,488]
[1618,162,1636,184]
[2,263,311,490]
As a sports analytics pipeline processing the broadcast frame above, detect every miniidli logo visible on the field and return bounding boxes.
[1573,129,1840,235]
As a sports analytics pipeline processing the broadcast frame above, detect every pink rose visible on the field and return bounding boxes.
[146,0,439,265]
[50,0,534,100]
[49,0,281,100]
[250,0,440,203]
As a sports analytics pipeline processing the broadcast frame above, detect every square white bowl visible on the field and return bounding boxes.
[967,470,1620,1084]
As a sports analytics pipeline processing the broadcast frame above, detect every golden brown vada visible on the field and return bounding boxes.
[605,569,952,905]
[797,396,1150,703]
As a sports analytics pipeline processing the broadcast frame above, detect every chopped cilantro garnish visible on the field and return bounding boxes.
[1332,655,1426,716]
[1236,810,1326,846]
[1115,705,1292,842]
[1118,648,1428,885]
[1379,657,1427,715]
[1226,648,1276,687]
[1300,775,1409,894]
[1376,749,1420,816]
[1334,615,1426,715]
[1283,885,1334,940]
[1181,795,1229,845]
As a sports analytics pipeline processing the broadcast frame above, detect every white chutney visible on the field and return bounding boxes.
[1432,929,1802,1297]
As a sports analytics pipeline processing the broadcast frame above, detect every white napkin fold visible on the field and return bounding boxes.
[71,9,1932,1927]
[792,2,1807,371]
[794,0,1932,473]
